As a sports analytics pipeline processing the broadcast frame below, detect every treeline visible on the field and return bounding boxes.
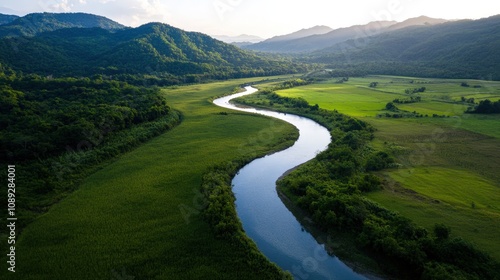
[393,96,421,104]
[0,74,171,161]
[200,158,293,279]
[237,90,500,279]
[466,99,500,114]
[272,78,312,90]
[0,71,181,229]
[305,62,499,81]
[405,87,426,94]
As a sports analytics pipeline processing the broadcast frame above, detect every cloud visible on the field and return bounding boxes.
[76,0,174,27]
[37,0,83,13]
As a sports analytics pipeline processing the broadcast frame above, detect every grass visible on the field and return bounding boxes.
[4,77,298,279]
[274,75,500,260]
[387,167,500,211]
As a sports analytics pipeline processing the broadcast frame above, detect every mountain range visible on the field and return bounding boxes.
[244,16,448,53]
[0,12,498,81]
[0,13,301,82]
[307,15,500,80]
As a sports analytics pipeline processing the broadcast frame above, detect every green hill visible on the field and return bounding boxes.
[0,12,125,37]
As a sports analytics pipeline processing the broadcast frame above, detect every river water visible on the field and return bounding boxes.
[213,86,368,280]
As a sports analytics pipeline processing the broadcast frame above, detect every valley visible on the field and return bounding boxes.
[0,7,499,280]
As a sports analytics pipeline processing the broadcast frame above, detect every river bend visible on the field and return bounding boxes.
[213,86,368,280]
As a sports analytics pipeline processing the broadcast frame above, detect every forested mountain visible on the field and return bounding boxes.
[308,15,500,80]
[0,21,304,83]
[0,14,18,25]
[0,12,126,37]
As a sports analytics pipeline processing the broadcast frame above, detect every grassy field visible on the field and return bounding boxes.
[277,76,500,260]
[5,77,298,279]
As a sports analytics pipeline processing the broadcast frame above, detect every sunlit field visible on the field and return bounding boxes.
[277,76,500,260]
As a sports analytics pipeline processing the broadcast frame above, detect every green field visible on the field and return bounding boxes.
[277,76,500,260]
[6,78,298,279]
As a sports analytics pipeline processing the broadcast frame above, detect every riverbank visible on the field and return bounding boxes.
[215,87,374,279]
[2,78,299,280]
[235,84,500,279]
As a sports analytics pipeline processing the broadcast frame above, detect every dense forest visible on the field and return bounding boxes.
[0,14,307,84]
[235,86,500,279]
[0,66,181,228]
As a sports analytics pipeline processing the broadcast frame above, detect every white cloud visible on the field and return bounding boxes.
[53,0,71,12]
[79,0,173,27]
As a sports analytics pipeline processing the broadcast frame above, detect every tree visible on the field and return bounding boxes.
[434,223,451,239]
[385,102,398,111]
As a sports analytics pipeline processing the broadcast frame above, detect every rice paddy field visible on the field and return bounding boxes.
[276,76,500,260]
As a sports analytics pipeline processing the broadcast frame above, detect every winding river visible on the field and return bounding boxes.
[213,87,368,280]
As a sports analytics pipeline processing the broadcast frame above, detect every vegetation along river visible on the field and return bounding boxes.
[213,87,369,279]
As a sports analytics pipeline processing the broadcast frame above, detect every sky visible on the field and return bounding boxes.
[1,0,499,39]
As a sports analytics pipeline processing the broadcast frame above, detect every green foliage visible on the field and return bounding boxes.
[273,78,311,90]
[385,102,398,111]
[0,75,171,162]
[434,223,451,240]
[1,79,298,279]
[0,12,125,37]
[365,151,394,171]
[405,87,426,94]
[0,22,308,84]
[239,88,500,279]
[0,73,181,230]
[0,14,18,25]
[201,159,292,278]
[467,99,500,114]
[393,96,421,104]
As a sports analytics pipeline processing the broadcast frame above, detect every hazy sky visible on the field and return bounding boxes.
[1,0,499,38]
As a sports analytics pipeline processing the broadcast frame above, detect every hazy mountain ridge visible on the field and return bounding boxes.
[309,15,500,80]
[243,21,396,53]
[265,25,333,43]
[386,15,448,30]
[243,16,449,53]
[0,12,126,37]
[212,34,264,43]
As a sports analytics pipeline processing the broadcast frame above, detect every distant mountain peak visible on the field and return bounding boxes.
[265,25,333,43]
[388,16,448,30]
[212,34,264,43]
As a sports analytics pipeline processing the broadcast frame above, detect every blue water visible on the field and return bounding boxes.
[213,87,369,279]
